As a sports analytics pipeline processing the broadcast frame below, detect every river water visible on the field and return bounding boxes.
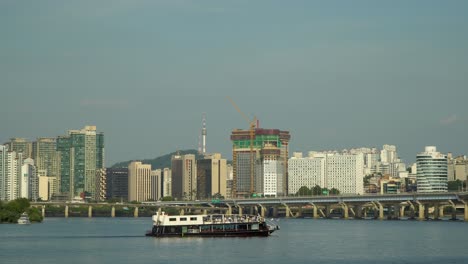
[1,217,467,264]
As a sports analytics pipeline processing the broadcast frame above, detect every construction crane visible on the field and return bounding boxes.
[227,96,256,197]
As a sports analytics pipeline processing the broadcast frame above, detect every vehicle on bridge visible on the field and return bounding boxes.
[146,211,279,237]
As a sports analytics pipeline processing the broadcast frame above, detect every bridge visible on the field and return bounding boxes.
[32,192,468,221]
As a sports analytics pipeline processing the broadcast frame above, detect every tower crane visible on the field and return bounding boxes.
[227,96,256,197]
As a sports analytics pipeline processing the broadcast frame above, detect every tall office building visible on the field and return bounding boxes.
[151,169,163,201]
[128,161,159,202]
[5,138,32,160]
[196,153,227,199]
[231,128,290,197]
[106,168,129,201]
[95,168,107,201]
[57,126,105,199]
[417,146,448,193]
[171,154,197,200]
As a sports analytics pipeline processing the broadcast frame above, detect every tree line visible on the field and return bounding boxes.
[0,198,43,223]
[295,185,340,196]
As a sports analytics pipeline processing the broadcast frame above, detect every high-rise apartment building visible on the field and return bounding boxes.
[417,146,448,193]
[32,138,60,178]
[171,154,197,200]
[288,151,364,195]
[128,161,159,202]
[288,152,326,195]
[231,128,290,197]
[57,126,104,199]
[196,153,227,199]
[162,168,172,198]
[20,158,38,201]
[0,146,21,201]
[106,168,129,201]
[5,138,32,159]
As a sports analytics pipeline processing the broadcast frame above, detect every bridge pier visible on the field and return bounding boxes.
[111,206,115,218]
[65,205,69,218]
[400,206,406,218]
[438,206,444,219]
[134,207,139,217]
[325,205,331,218]
[42,205,45,218]
[179,208,184,216]
[226,204,232,216]
[258,204,266,218]
[311,203,319,219]
[341,204,349,219]
[237,206,243,216]
[88,206,92,218]
[283,204,291,218]
[417,203,425,221]
[433,205,440,220]
[354,206,363,219]
[464,202,468,222]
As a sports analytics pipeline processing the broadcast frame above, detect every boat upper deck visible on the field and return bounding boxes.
[152,213,264,226]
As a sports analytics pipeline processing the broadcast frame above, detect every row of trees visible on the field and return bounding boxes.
[0,198,43,223]
[295,185,340,196]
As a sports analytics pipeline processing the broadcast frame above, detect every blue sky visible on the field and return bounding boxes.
[1,0,467,165]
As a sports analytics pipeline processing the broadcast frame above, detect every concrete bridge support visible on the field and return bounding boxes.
[237,206,243,216]
[88,206,93,218]
[417,202,425,221]
[400,206,406,218]
[325,205,331,218]
[250,206,255,215]
[42,206,45,218]
[65,205,69,218]
[284,204,291,218]
[179,208,184,216]
[463,201,468,222]
[448,200,457,220]
[226,204,232,216]
[311,203,319,219]
[433,205,440,220]
[258,204,266,218]
[341,204,349,219]
[438,206,444,219]
[134,207,139,217]
[111,206,115,218]
[374,202,384,220]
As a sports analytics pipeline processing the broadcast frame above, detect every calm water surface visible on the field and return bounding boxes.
[1,217,467,264]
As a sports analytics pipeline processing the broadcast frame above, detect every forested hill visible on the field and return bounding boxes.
[111,149,204,170]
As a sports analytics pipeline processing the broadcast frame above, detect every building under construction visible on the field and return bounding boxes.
[230,128,291,198]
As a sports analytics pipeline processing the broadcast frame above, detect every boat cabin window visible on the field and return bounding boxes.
[190,217,197,221]
[180,217,187,221]
[169,218,177,222]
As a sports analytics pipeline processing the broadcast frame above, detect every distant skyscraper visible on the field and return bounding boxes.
[21,158,38,201]
[106,168,129,201]
[0,145,21,201]
[57,126,105,199]
[5,138,32,159]
[32,138,60,178]
[162,168,172,198]
[417,146,448,193]
[231,128,290,197]
[196,153,227,199]
[171,154,197,200]
[95,168,107,201]
[128,161,159,202]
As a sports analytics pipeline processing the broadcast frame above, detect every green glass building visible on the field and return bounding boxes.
[57,126,104,199]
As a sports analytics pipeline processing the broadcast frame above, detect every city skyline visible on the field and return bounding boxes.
[2,1,468,166]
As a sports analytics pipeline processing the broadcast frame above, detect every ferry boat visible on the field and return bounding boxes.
[17,213,31,225]
[145,211,279,237]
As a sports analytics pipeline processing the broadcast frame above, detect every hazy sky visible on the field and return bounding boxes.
[1,0,467,165]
